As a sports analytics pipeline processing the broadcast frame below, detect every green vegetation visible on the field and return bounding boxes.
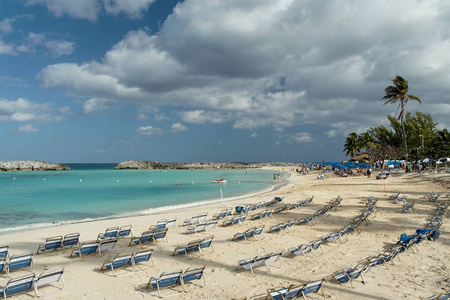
[343,76,449,162]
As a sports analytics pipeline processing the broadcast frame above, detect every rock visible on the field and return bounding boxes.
[0,160,70,171]
[114,160,262,170]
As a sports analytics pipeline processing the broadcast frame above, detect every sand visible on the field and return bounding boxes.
[1,167,449,299]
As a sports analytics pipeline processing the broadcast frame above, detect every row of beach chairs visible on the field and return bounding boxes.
[150,218,177,230]
[0,268,65,298]
[232,225,265,242]
[238,251,283,276]
[97,225,133,240]
[222,215,247,227]
[272,196,314,214]
[183,213,208,226]
[0,253,33,277]
[172,235,214,258]
[129,228,169,248]
[265,279,326,300]
[100,249,154,276]
[186,220,218,234]
[297,196,342,226]
[147,266,206,297]
[36,233,80,254]
[235,196,285,215]
[70,237,119,259]
[212,209,233,219]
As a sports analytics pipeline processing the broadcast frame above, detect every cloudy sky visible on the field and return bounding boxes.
[1,0,449,163]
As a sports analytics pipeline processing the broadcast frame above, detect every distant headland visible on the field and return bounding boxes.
[114,160,262,170]
[0,160,70,171]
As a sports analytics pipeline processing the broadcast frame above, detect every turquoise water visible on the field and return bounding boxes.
[0,164,277,231]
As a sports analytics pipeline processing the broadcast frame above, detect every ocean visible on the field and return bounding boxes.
[0,164,280,232]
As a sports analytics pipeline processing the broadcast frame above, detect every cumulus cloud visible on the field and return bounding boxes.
[0,98,68,122]
[36,0,450,137]
[18,124,39,132]
[103,0,155,18]
[27,0,100,21]
[83,98,116,114]
[289,132,313,143]
[136,126,161,135]
[0,39,15,55]
[27,0,155,21]
[170,122,188,133]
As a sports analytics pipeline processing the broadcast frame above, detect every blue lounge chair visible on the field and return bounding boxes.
[101,252,134,276]
[310,240,324,256]
[172,240,201,258]
[264,252,283,272]
[36,236,63,254]
[62,233,80,248]
[0,259,6,275]
[6,253,34,276]
[233,227,256,242]
[166,218,177,228]
[97,238,118,256]
[97,226,119,240]
[0,273,35,299]
[253,225,265,240]
[33,268,65,297]
[147,270,183,297]
[133,249,154,269]
[70,240,99,259]
[238,255,269,276]
[129,231,155,247]
[302,279,326,299]
[198,236,214,255]
[0,246,9,259]
[118,225,132,238]
[266,285,303,300]
[289,244,313,261]
[152,228,169,244]
[181,266,206,292]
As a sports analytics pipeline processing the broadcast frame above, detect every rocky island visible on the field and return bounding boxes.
[114,160,261,170]
[0,160,70,171]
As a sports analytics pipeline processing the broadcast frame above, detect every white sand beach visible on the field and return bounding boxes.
[1,167,449,299]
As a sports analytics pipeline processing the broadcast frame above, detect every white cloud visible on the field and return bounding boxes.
[251,132,258,138]
[27,0,100,21]
[103,0,155,18]
[289,132,313,143]
[136,126,161,135]
[0,39,15,55]
[35,0,450,135]
[83,98,116,114]
[0,98,68,122]
[0,18,14,32]
[170,122,188,133]
[44,40,75,57]
[18,124,39,132]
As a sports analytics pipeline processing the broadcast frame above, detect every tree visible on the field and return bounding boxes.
[344,132,359,157]
[381,75,422,159]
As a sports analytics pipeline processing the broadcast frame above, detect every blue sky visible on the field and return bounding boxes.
[1,0,449,163]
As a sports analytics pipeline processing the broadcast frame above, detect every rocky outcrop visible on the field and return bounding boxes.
[114,160,261,170]
[0,160,70,171]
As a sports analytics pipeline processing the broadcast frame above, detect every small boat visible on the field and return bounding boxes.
[212,179,227,183]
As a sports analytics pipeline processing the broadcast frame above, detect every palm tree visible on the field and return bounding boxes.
[344,132,359,157]
[381,75,422,159]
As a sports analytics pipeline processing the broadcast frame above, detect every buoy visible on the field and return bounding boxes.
[80,179,82,182]
[117,180,119,183]
[176,183,179,187]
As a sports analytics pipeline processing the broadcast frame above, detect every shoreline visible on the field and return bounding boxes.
[1,168,448,299]
[0,168,289,234]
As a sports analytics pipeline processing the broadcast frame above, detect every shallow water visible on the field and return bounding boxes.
[0,164,277,231]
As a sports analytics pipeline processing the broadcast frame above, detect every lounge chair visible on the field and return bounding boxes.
[36,236,63,254]
[402,202,415,213]
[186,223,207,234]
[152,228,169,243]
[264,252,283,272]
[253,225,265,240]
[173,240,201,258]
[181,266,206,292]
[0,259,6,274]
[310,240,324,256]
[152,220,167,230]
[266,284,303,300]
[129,231,156,248]
[100,252,134,276]
[288,244,313,261]
[238,255,269,276]
[323,232,344,246]
[302,279,326,299]
[6,253,34,276]
[147,270,184,297]
[62,233,80,248]
[233,227,256,242]
[33,267,65,297]
[118,225,132,238]
[0,273,35,299]
[97,226,119,240]
[166,218,177,227]
[133,249,154,269]
[0,246,8,259]
[205,220,218,232]
[70,240,99,259]
[98,238,118,256]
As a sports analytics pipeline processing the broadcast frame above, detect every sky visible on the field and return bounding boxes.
[1,0,449,163]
